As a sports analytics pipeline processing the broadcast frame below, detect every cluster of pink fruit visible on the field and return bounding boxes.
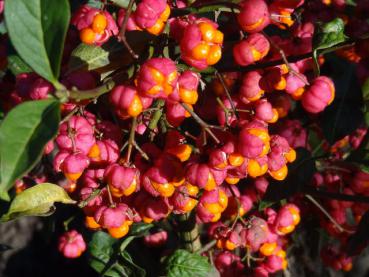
[2,0,369,275]
[211,203,300,276]
[309,136,369,272]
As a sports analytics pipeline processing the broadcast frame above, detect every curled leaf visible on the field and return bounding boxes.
[1,183,75,222]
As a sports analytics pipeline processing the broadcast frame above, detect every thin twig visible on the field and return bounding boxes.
[305,194,351,233]
[126,116,138,163]
[216,97,230,126]
[106,184,115,206]
[133,141,149,161]
[262,31,309,85]
[78,189,102,208]
[196,240,216,254]
[215,71,238,118]
[60,107,79,124]
[118,0,138,59]
[56,79,116,101]
[181,103,220,144]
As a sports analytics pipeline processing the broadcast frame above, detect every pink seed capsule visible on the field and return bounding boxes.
[58,230,86,259]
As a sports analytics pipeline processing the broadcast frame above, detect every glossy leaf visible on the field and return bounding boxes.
[0,183,75,221]
[164,250,216,277]
[89,231,146,277]
[0,100,60,200]
[129,223,153,237]
[4,0,70,84]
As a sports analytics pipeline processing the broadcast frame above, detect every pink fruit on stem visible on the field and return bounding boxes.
[301,76,335,113]
[58,230,86,259]
[136,58,178,98]
[233,33,270,66]
[237,0,270,33]
[56,116,96,155]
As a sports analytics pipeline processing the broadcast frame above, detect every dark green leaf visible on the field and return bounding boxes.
[313,18,347,51]
[0,183,75,221]
[308,129,326,157]
[0,21,7,35]
[89,231,120,277]
[312,18,347,76]
[362,78,369,126]
[264,148,317,201]
[321,56,364,144]
[347,210,369,255]
[7,55,33,75]
[89,231,117,259]
[68,41,124,73]
[120,251,146,277]
[362,78,369,101]
[345,0,357,6]
[164,249,217,277]
[129,223,153,237]
[67,32,154,74]
[0,100,60,200]
[4,0,70,84]
[258,200,275,212]
[89,231,146,277]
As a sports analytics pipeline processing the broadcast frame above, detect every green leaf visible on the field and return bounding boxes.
[321,56,364,144]
[363,78,369,101]
[347,210,369,255]
[362,78,369,125]
[0,183,75,221]
[308,129,326,157]
[68,41,124,73]
[67,32,155,74]
[129,223,153,237]
[312,18,347,76]
[110,0,131,8]
[264,148,317,201]
[7,55,33,75]
[120,251,146,277]
[89,231,146,277]
[258,200,275,212]
[86,0,104,9]
[313,18,347,51]
[164,249,217,277]
[4,0,70,84]
[0,100,60,200]
[89,231,120,276]
[0,21,7,35]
